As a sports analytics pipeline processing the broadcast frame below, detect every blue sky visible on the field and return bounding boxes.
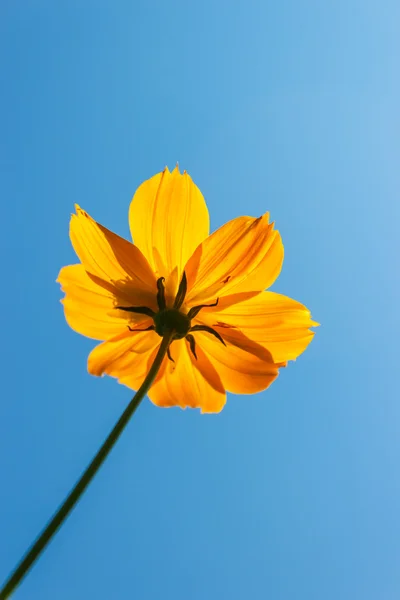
[1,1,400,598]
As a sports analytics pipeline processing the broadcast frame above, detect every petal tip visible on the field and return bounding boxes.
[200,404,225,415]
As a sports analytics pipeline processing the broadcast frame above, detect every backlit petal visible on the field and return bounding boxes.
[57,264,154,340]
[88,329,160,381]
[128,167,209,295]
[199,291,317,363]
[58,264,127,340]
[148,339,226,414]
[195,330,280,395]
[118,346,161,391]
[185,213,283,306]
[70,206,157,309]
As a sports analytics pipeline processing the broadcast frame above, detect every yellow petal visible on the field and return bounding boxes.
[195,330,280,395]
[118,345,161,391]
[148,339,226,414]
[58,264,126,340]
[57,264,154,340]
[199,291,317,363]
[70,206,157,309]
[185,213,283,305]
[88,329,160,381]
[129,167,210,295]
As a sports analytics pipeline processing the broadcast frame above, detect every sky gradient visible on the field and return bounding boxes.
[1,1,400,599]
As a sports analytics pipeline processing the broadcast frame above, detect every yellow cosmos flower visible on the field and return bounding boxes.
[57,167,317,413]
[0,168,317,600]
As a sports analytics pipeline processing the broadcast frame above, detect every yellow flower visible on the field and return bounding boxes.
[57,167,317,413]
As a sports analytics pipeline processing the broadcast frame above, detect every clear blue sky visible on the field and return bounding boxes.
[1,1,399,599]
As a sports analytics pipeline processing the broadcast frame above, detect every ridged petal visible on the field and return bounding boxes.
[118,346,161,392]
[198,291,317,363]
[148,339,226,414]
[129,167,209,297]
[195,329,280,395]
[185,213,283,306]
[88,329,160,383]
[70,206,157,309]
[58,264,131,340]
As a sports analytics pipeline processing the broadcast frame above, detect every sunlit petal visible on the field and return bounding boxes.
[185,213,283,305]
[70,206,157,309]
[88,328,160,378]
[195,329,280,395]
[148,339,226,414]
[198,291,317,363]
[57,264,137,340]
[129,167,209,296]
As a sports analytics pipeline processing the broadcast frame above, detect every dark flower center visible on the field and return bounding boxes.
[154,308,190,339]
[115,272,225,361]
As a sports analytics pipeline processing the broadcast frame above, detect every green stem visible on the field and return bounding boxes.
[0,332,173,600]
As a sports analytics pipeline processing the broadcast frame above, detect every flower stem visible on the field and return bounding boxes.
[0,332,173,600]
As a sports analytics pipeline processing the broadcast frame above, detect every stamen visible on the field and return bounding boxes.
[187,298,219,320]
[173,272,187,309]
[167,346,175,362]
[156,277,166,310]
[185,334,197,360]
[189,324,226,346]
[116,306,155,318]
[128,325,155,332]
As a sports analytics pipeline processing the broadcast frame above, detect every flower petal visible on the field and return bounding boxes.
[57,264,154,340]
[148,339,226,414]
[70,206,157,308]
[199,291,317,363]
[195,330,280,395]
[129,167,210,292]
[88,329,160,383]
[58,264,127,340]
[185,213,283,305]
[118,346,161,392]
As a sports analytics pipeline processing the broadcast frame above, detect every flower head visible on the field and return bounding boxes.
[58,167,317,413]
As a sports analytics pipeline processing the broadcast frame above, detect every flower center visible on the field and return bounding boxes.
[154,308,190,339]
[115,271,226,361]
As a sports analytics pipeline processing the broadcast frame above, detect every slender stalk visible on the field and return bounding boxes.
[0,333,173,600]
